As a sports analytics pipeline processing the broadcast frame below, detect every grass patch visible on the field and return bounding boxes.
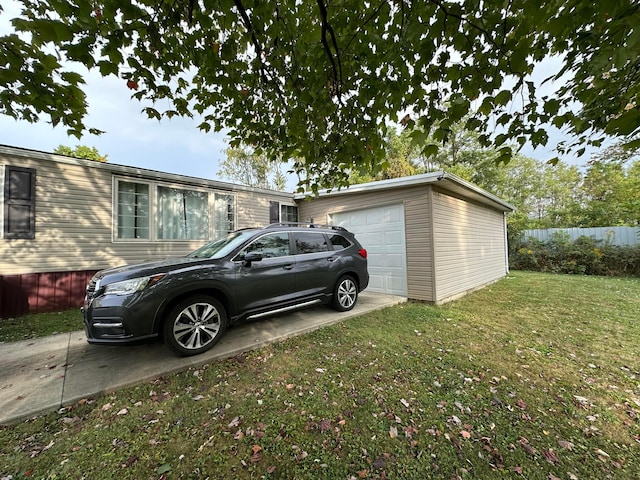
[0,308,82,343]
[1,271,639,479]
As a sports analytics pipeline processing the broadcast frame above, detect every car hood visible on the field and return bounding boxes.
[93,257,218,285]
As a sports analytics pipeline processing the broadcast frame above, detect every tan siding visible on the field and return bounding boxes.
[404,192,434,301]
[235,190,290,228]
[431,190,507,303]
[298,186,435,301]
[1,152,290,275]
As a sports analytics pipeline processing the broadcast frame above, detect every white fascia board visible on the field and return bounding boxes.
[294,170,515,212]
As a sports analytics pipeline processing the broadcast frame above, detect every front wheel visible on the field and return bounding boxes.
[164,295,227,356]
[331,275,358,312]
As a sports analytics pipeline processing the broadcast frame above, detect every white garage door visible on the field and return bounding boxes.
[330,204,407,296]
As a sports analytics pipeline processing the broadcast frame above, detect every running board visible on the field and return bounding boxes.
[246,299,322,320]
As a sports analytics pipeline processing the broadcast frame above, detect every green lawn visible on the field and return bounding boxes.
[0,308,82,342]
[1,271,639,479]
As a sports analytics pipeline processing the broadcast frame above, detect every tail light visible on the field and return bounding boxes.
[358,248,367,259]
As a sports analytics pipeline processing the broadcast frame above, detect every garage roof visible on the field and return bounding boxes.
[295,171,515,213]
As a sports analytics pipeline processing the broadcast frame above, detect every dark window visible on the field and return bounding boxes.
[329,234,352,250]
[269,202,298,224]
[294,232,329,254]
[269,201,280,224]
[280,204,298,223]
[240,232,291,259]
[4,166,36,239]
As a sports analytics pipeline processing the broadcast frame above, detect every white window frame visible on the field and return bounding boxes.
[113,177,152,242]
[279,203,298,223]
[113,176,235,242]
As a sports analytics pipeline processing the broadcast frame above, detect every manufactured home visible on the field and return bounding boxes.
[1,145,514,317]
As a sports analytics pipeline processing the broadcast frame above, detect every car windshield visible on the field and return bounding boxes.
[187,231,256,259]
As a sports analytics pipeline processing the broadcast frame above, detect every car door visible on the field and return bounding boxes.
[233,232,297,312]
[292,231,340,297]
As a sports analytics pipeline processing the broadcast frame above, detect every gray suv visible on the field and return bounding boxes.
[82,224,369,356]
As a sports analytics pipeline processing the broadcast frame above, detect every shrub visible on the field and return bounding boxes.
[510,235,640,276]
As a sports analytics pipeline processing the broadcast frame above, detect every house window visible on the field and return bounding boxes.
[157,186,209,240]
[269,201,298,224]
[3,166,36,239]
[281,204,298,223]
[214,193,235,239]
[117,181,150,239]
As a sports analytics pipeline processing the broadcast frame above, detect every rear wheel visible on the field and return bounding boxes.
[331,275,358,312]
[164,295,227,356]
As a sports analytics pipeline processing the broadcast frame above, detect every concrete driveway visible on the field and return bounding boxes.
[0,292,405,425]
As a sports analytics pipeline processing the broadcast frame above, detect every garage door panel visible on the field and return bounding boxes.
[386,231,404,246]
[330,204,407,296]
[386,253,405,268]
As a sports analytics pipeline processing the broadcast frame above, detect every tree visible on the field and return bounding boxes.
[54,144,108,162]
[1,1,639,191]
[577,138,640,226]
[350,127,421,183]
[219,145,287,191]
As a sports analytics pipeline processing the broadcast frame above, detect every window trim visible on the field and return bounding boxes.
[3,166,36,240]
[269,201,298,224]
[113,176,235,243]
[113,177,151,242]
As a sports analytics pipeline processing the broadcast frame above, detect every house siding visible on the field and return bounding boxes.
[431,189,507,303]
[297,185,435,302]
[0,149,290,276]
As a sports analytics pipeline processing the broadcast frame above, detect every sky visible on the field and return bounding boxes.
[1,2,598,191]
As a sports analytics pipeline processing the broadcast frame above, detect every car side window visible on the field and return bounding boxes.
[239,232,290,259]
[294,232,329,254]
[328,234,352,250]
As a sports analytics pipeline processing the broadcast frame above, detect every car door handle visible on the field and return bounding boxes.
[327,256,338,262]
[283,264,294,270]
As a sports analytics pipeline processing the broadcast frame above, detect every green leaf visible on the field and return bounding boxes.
[494,90,512,106]
[143,107,161,120]
[98,61,119,76]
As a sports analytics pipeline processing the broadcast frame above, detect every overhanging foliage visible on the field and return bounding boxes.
[1,1,639,190]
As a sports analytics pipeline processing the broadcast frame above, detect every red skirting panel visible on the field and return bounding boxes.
[0,270,97,318]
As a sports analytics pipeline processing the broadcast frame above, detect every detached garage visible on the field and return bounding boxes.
[297,172,515,304]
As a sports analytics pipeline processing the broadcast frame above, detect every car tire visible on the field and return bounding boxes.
[331,275,358,312]
[164,295,227,356]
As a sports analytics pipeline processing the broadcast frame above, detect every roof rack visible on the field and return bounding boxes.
[266,222,348,232]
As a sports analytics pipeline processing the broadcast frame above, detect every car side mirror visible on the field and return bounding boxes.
[243,251,263,266]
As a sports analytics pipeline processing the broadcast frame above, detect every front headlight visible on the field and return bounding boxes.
[103,274,165,296]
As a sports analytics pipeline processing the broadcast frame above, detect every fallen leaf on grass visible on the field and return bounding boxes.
[319,419,332,432]
[250,444,263,462]
[373,456,387,469]
[404,426,418,438]
[595,448,610,461]
[121,455,138,467]
[542,448,559,464]
[558,439,574,450]
[460,430,471,439]
[519,437,536,456]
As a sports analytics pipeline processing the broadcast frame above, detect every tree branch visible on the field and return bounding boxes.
[317,0,343,101]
